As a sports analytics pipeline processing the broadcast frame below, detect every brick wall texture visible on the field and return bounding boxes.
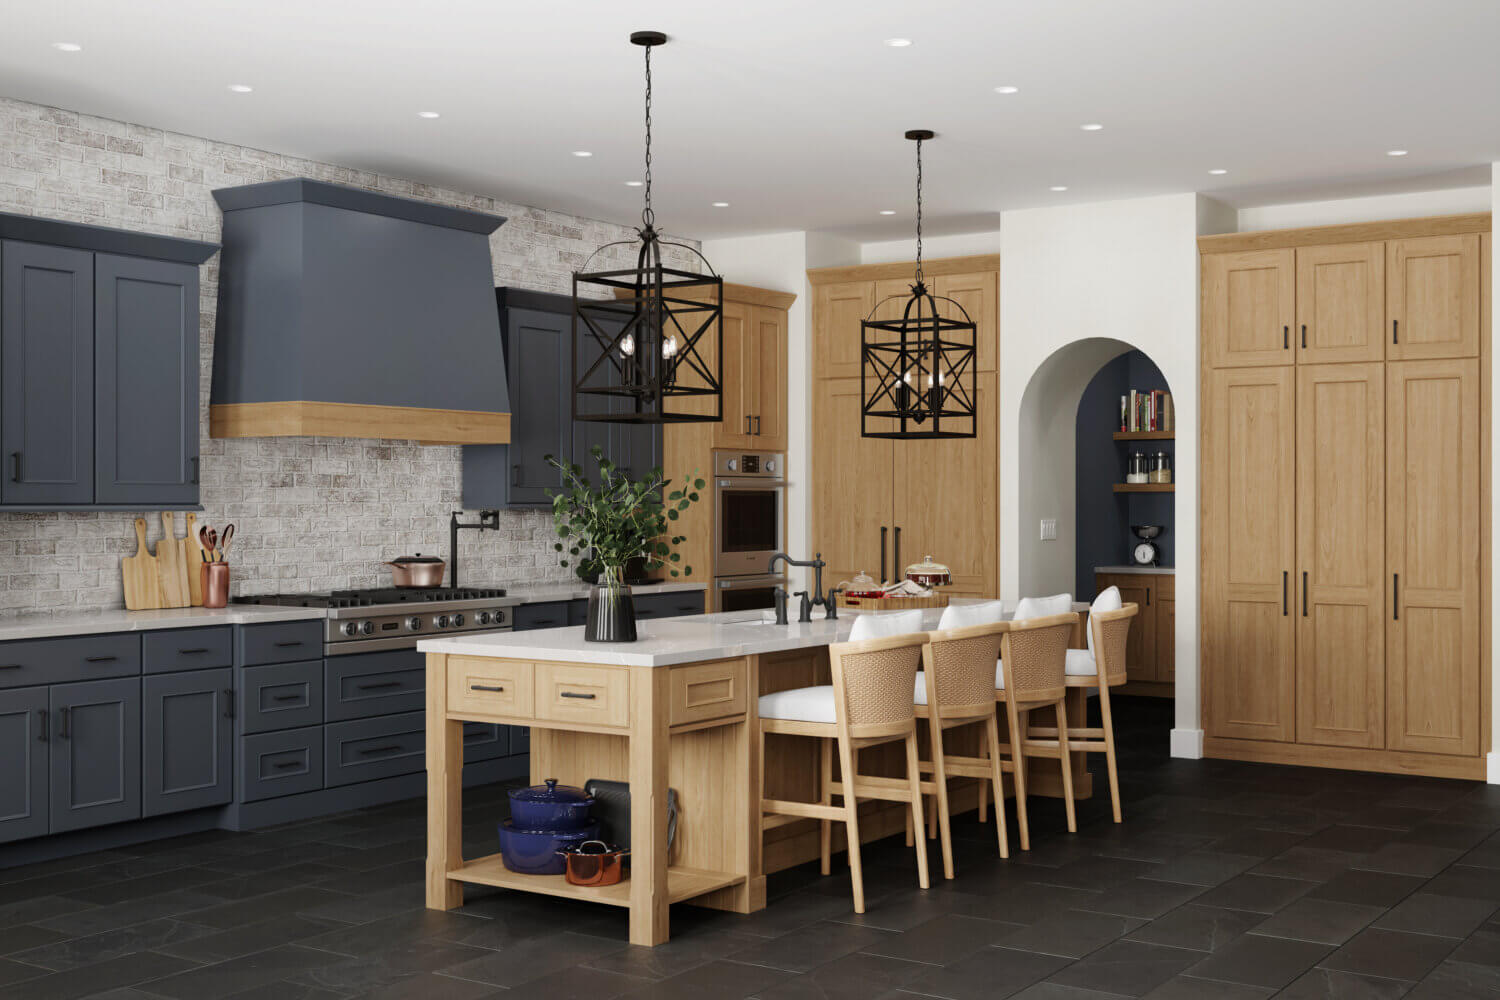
[0,96,700,615]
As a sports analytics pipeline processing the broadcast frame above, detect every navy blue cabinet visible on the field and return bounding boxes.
[0,686,48,844]
[0,241,95,506]
[142,668,234,817]
[48,677,141,834]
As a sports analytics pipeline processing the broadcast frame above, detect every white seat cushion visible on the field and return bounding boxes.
[1014,593,1072,621]
[914,672,929,705]
[847,608,925,642]
[1088,586,1123,656]
[995,649,1096,690]
[937,599,1005,631]
[759,685,836,724]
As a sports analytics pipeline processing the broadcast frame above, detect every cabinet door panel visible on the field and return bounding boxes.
[506,307,570,503]
[933,271,997,372]
[812,377,893,587]
[1387,236,1480,361]
[1296,244,1384,364]
[812,281,875,380]
[1,241,94,505]
[1204,367,1295,741]
[715,300,755,449]
[1203,250,1295,368]
[142,668,232,816]
[750,304,788,451]
[49,677,141,833]
[1386,359,1479,755]
[1155,587,1176,683]
[1295,364,1385,748]
[894,372,996,596]
[0,686,48,844]
[94,254,199,505]
[1098,575,1155,681]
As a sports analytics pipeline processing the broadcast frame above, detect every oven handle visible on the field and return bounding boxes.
[716,574,789,590]
[714,478,788,489]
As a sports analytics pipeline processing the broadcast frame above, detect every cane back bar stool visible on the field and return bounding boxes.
[912,621,1011,878]
[758,631,931,913]
[1027,602,1139,823]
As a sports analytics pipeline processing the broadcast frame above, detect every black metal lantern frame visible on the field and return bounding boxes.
[860,130,978,440]
[572,30,724,426]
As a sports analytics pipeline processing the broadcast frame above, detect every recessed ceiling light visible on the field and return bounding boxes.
[572,150,593,158]
[227,84,253,93]
[624,180,643,187]
[1208,168,1228,175]
[51,42,82,52]
[1387,149,1409,157]
[1080,123,1104,131]
[883,38,913,47]
[1049,185,1069,192]
[417,111,440,119]
[879,209,897,215]
[712,201,730,208]
[994,85,1019,95]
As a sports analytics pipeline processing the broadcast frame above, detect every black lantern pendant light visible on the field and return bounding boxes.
[860,131,977,439]
[572,31,723,425]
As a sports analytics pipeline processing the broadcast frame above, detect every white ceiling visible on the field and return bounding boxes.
[3,0,1498,242]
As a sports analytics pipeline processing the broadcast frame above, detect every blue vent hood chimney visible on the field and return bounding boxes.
[209,178,509,443]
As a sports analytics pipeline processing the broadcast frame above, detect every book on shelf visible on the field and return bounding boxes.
[1118,390,1174,433]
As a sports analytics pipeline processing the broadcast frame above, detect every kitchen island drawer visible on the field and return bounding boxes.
[446,656,532,720]
[240,660,323,734]
[236,621,322,666]
[462,721,509,762]
[0,633,140,689]
[326,649,423,721]
[240,726,323,802]
[534,662,629,729]
[669,658,746,726]
[325,712,425,787]
[143,627,232,673]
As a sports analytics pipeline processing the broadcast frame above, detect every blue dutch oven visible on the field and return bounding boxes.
[507,778,594,830]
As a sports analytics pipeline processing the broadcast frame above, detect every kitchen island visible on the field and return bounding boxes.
[419,603,1091,945]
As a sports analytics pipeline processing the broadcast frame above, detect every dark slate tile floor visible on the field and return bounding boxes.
[4,696,1500,998]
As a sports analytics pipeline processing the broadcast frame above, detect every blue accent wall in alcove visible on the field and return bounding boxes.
[1074,350,1175,599]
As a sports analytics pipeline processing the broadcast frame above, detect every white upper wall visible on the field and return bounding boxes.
[1238,185,1491,231]
[860,231,1000,265]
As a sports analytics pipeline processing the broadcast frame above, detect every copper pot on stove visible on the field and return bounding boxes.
[384,553,447,588]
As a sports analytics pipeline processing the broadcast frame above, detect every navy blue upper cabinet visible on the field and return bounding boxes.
[95,254,200,505]
[0,241,95,506]
[0,213,216,510]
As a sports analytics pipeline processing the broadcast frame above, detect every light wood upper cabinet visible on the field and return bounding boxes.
[933,271,998,372]
[812,378,895,587]
[1203,366,1296,742]
[1386,358,1480,756]
[1203,249,1295,368]
[715,300,752,447]
[749,304,788,452]
[1295,364,1385,748]
[1295,243,1385,364]
[1387,235,1480,361]
[812,281,875,380]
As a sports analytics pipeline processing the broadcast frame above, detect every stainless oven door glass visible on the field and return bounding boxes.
[714,482,785,576]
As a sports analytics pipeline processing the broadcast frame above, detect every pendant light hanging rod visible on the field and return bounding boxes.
[906,129,933,287]
[633,30,665,231]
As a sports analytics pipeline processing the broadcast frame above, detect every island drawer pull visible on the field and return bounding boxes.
[356,680,403,691]
[471,683,506,692]
[85,655,118,663]
[359,744,404,756]
[560,691,597,700]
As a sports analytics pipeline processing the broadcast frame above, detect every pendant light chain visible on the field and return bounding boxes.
[913,135,924,286]
[641,41,654,231]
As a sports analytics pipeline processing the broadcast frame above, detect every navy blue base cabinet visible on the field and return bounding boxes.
[48,677,141,834]
[142,667,233,817]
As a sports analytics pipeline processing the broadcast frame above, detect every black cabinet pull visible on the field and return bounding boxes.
[1283,325,1289,349]
[359,744,404,756]
[190,456,199,485]
[273,640,303,648]
[0,663,21,671]
[1146,588,1151,607]
[222,689,234,719]
[37,709,47,743]
[1302,572,1308,617]
[356,680,403,691]
[1301,324,1307,349]
[893,527,901,577]
[1393,573,1399,620]
[179,647,209,655]
[1393,319,1399,345]
[10,452,19,482]
[59,706,71,740]
[880,526,888,582]
[511,464,520,487]
[471,683,506,692]
[272,693,303,702]
[273,759,303,770]
[85,655,117,663]
[560,691,597,700]
[1282,571,1288,616]
[754,415,762,435]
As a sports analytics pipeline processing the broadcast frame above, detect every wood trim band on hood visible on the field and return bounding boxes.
[210,401,510,444]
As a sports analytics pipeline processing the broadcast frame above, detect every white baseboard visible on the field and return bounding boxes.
[1170,728,1204,759]
[1487,752,1500,784]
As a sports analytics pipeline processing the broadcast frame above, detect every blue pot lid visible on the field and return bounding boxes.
[509,778,591,805]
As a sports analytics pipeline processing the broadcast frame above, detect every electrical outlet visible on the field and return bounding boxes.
[1040,519,1057,541]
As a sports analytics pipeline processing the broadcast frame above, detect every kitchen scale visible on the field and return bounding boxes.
[1131,524,1163,567]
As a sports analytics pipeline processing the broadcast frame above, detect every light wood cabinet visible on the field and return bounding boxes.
[1094,572,1172,683]
[812,280,874,380]
[1203,249,1295,368]
[1295,363,1385,748]
[1387,235,1480,361]
[714,297,789,452]
[1296,243,1384,364]
[933,271,998,373]
[812,377,894,587]
[1155,577,1176,683]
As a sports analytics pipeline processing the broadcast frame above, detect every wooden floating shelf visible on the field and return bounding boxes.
[1113,483,1175,493]
[1113,431,1175,441]
[448,853,744,907]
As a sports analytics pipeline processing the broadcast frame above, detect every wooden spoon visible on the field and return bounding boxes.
[219,524,235,562]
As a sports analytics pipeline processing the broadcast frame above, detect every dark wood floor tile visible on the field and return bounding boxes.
[1308,869,1426,908]
[1047,940,1202,997]
[1184,933,1330,990]
[1376,893,1498,939]
[1247,898,1383,945]
[900,945,1070,1000]
[1125,904,1263,953]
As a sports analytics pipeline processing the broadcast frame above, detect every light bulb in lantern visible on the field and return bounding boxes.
[662,335,678,359]
[619,333,636,358]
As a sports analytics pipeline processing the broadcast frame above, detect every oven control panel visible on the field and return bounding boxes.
[715,450,784,479]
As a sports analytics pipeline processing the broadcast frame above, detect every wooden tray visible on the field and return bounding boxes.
[836,592,948,611]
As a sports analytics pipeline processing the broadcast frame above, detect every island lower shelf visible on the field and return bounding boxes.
[449,854,745,907]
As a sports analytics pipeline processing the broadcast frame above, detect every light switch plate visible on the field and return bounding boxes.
[1040,519,1057,541]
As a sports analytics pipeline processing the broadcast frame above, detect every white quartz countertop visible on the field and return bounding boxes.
[0,604,329,642]
[496,580,708,605]
[1094,565,1175,576]
[419,600,1089,667]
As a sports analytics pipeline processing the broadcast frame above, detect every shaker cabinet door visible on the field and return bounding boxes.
[1387,235,1480,361]
[0,686,49,844]
[812,377,894,588]
[48,677,141,833]
[1295,243,1385,364]
[0,240,95,505]
[1202,249,1295,368]
[506,307,570,504]
[142,668,233,817]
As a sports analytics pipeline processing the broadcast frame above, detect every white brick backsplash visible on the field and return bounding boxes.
[0,96,699,616]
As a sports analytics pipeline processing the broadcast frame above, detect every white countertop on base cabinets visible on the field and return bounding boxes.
[0,604,329,642]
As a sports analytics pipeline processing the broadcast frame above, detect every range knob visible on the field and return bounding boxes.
[477,611,492,625]
[405,616,423,632]
[435,614,450,628]
[452,613,466,627]
[340,621,359,637]
[359,621,375,636]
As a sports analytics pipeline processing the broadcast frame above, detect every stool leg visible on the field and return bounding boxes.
[984,712,1009,859]
[1004,698,1030,852]
[836,735,866,912]
[928,715,955,880]
[820,736,833,876]
[904,730,930,890]
[1056,700,1077,833]
[1097,681,1123,823]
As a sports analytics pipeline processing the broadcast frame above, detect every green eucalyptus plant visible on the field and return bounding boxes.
[545,447,704,587]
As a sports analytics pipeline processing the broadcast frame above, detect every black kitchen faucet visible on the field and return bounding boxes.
[449,510,500,588]
[767,552,838,624]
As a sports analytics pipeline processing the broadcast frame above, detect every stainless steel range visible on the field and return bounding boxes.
[234,588,514,654]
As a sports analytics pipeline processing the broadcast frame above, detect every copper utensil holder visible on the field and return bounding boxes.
[201,563,230,608]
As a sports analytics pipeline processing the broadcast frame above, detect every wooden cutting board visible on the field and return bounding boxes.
[184,512,205,606]
[156,512,191,608]
[122,517,162,610]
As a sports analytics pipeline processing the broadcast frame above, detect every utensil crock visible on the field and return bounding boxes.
[201,562,229,608]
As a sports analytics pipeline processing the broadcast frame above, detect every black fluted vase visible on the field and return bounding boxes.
[584,580,636,642]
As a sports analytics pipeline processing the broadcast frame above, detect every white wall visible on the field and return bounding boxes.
[1001,193,1215,756]
[860,231,1000,265]
[1493,165,1500,781]
[1238,185,1491,231]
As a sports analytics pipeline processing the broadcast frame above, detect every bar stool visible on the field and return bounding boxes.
[912,621,1011,877]
[992,612,1079,850]
[1027,600,1139,823]
[758,632,930,913]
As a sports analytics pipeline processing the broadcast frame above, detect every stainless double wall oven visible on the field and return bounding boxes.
[713,450,787,611]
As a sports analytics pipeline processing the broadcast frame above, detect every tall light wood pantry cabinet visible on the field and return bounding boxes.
[1200,214,1490,779]
[809,256,999,596]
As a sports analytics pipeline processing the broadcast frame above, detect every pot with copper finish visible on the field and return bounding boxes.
[384,553,447,588]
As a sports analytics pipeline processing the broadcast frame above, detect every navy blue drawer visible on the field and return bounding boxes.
[240,660,323,734]
[514,601,570,631]
[325,712,425,787]
[240,726,324,802]
[633,590,705,620]
[143,627,232,673]
[236,621,322,666]
[325,650,423,722]
[0,633,140,689]
[463,721,508,763]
